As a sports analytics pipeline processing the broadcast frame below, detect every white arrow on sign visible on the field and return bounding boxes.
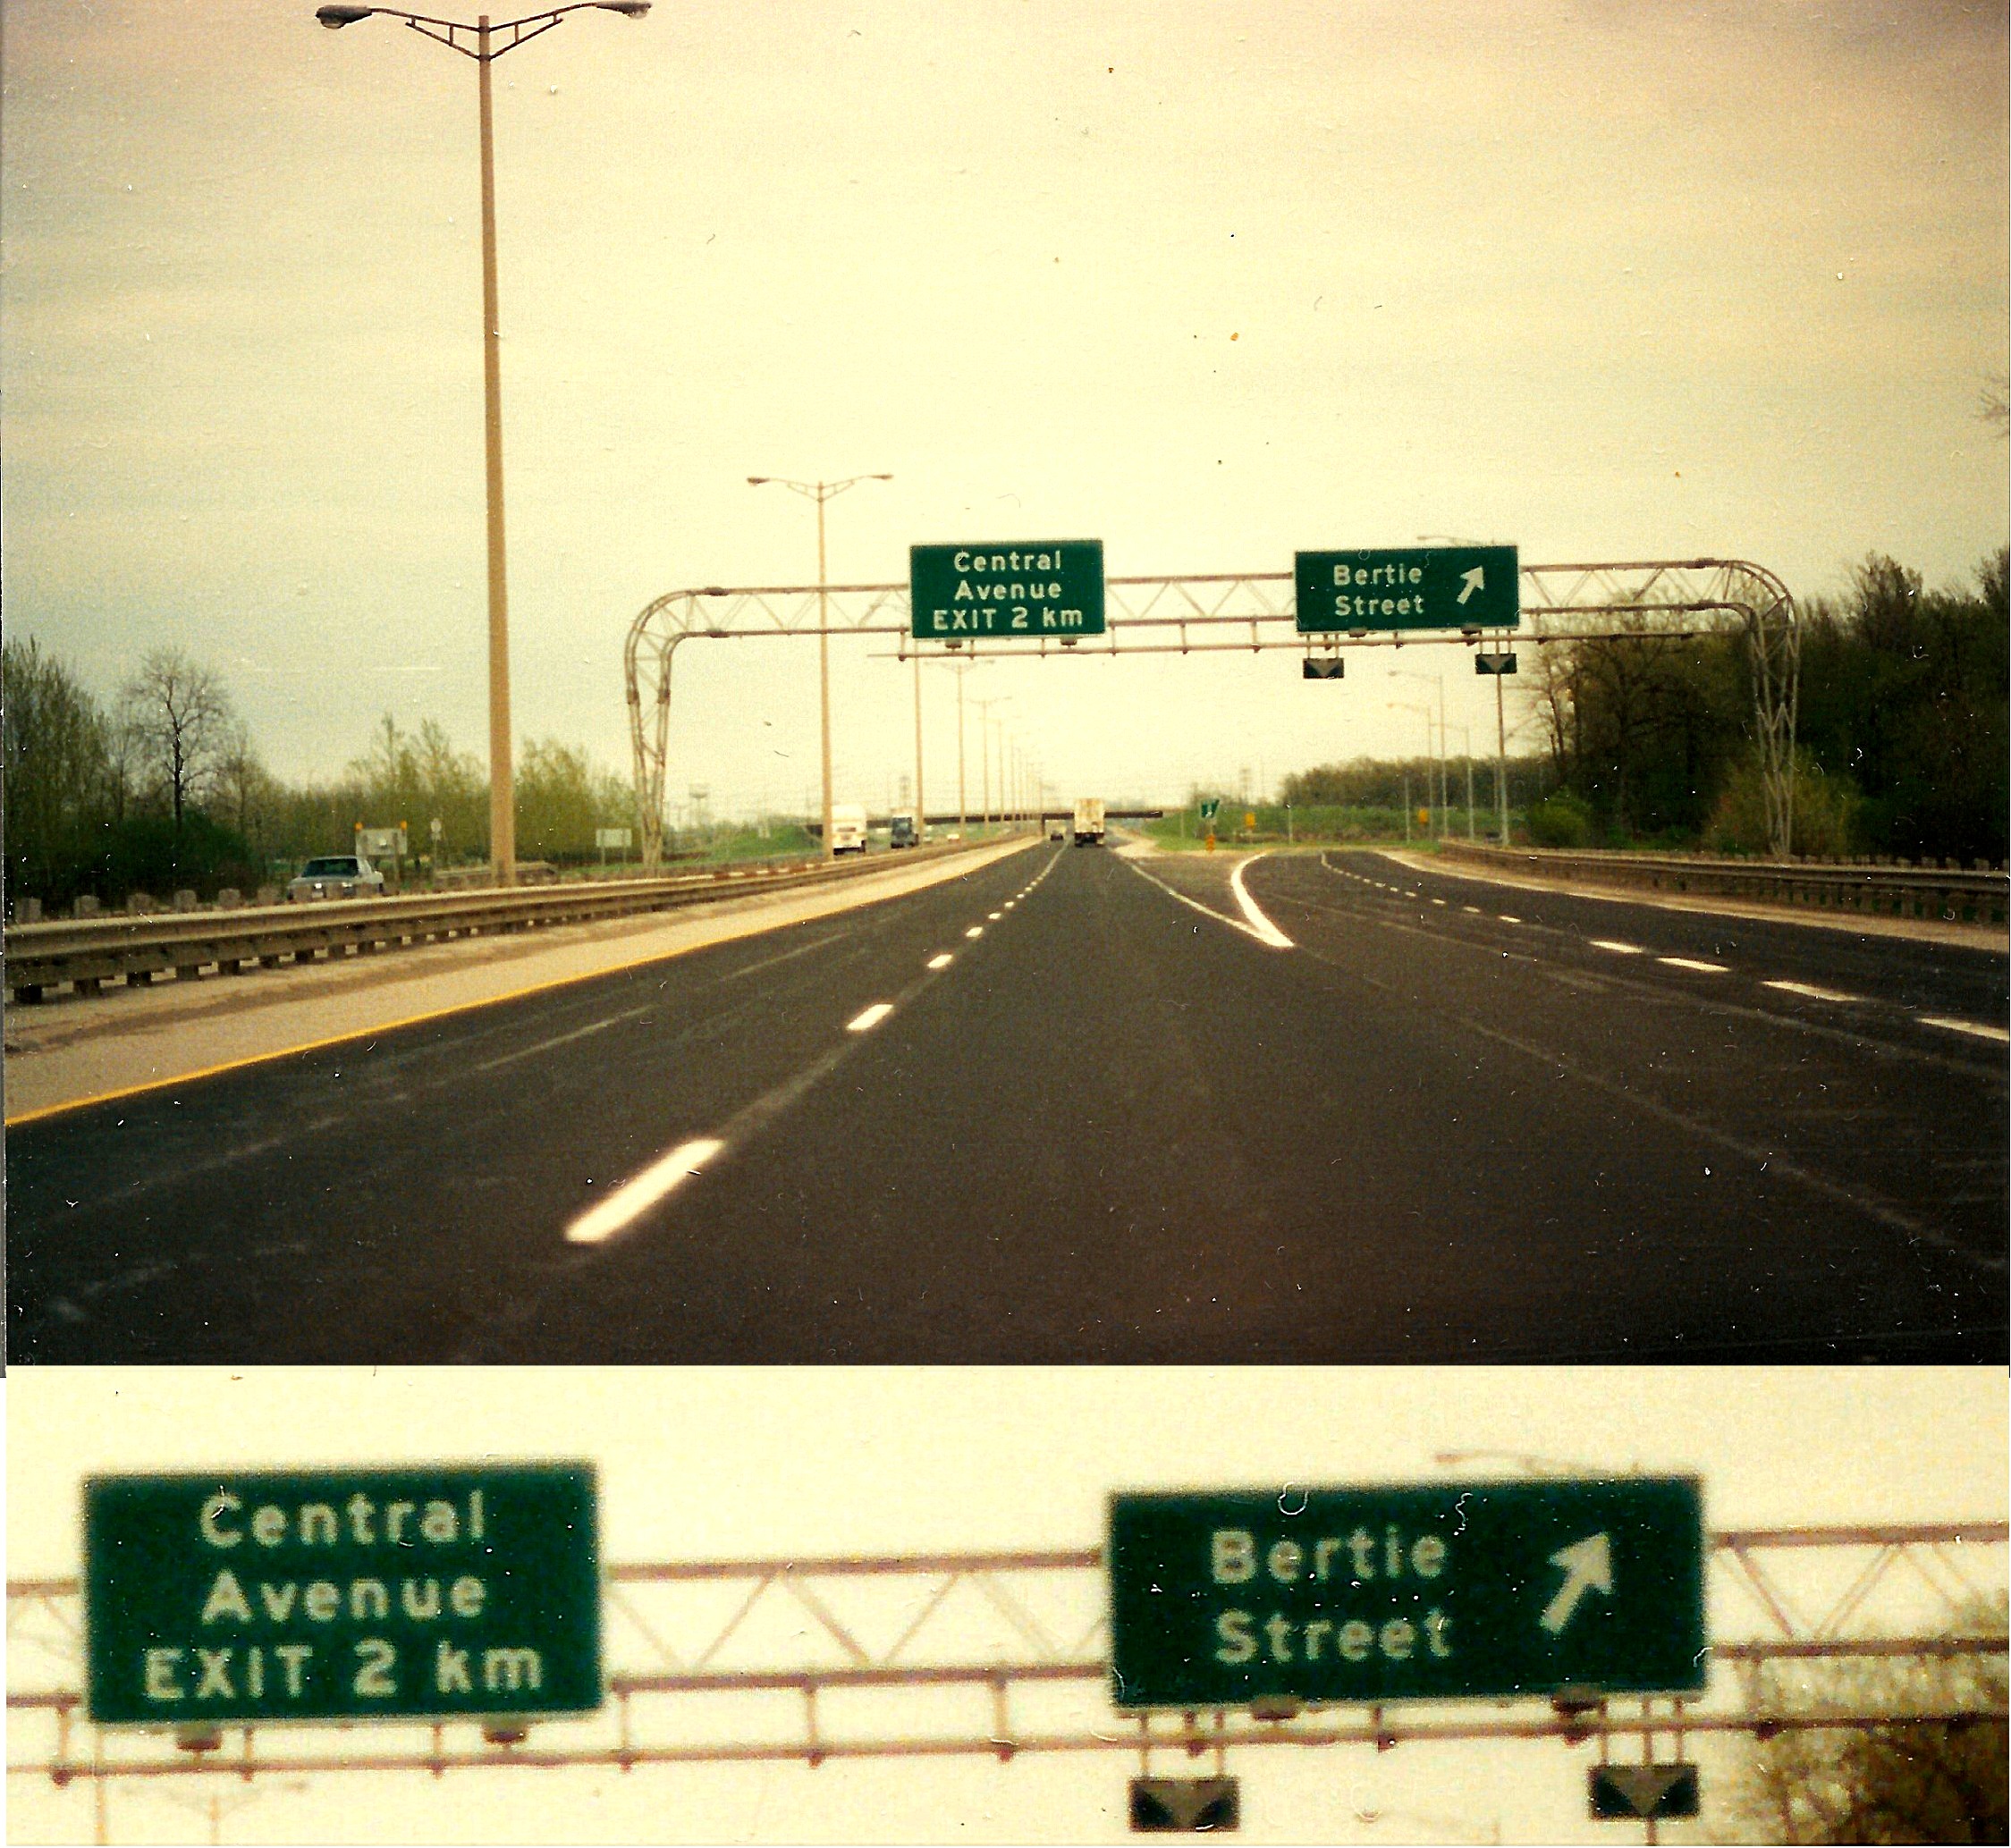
[1541,1532,1613,1633]
[1457,566,1486,604]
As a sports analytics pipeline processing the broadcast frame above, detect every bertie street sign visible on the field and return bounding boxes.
[1296,545,1519,634]
[84,1465,601,1725]
[1108,1478,1704,1710]
[910,541,1105,639]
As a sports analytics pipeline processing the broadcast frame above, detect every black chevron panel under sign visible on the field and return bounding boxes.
[1589,1763,1700,1819]
[1130,1776,1240,1833]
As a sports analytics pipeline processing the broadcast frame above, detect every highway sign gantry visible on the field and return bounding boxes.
[84,1464,601,1725]
[910,541,1106,639]
[1295,545,1519,635]
[1108,1478,1705,1709]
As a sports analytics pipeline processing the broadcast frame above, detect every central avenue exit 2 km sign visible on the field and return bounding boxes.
[1296,544,1519,634]
[910,541,1105,639]
[84,1464,601,1725]
[1109,1478,1704,1710]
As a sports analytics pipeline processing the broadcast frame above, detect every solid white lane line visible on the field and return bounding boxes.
[1229,855,1295,949]
[1591,939,1646,955]
[846,1002,894,1033]
[468,1009,638,1075]
[1765,979,1862,1003]
[966,925,984,938]
[565,1138,725,1245]
[1921,1015,2011,1042]
[926,953,953,969]
[1659,957,1729,975]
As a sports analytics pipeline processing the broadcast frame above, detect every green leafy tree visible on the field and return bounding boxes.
[516,738,627,864]
[2,637,114,906]
[1796,553,2008,865]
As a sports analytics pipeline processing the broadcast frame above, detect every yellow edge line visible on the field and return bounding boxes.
[4,848,1027,1128]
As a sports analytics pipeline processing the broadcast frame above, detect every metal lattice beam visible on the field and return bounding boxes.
[10,1523,1998,1791]
[622,558,1801,867]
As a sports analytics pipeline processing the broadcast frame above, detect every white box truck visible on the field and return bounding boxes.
[829,804,869,854]
[1072,797,1106,846]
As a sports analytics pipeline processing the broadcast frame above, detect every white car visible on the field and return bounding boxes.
[287,855,386,902]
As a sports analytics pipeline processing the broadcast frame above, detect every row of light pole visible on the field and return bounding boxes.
[318,0,1028,878]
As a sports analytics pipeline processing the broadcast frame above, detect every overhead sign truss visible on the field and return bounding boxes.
[10,1522,2000,1800]
[624,557,1801,867]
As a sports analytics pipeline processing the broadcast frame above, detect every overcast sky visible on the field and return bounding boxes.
[7,1365,2007,1844]
[4,0,2007,811]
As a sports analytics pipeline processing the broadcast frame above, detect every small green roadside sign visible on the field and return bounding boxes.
[84,1464,601,1725]
[1295,544,1519,634]
[1109,1478,1704,1710]
[910,541,1105,639]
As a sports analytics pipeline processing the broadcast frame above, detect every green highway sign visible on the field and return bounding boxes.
[1108,1478,1704,1710]
[1199,798,1220,820]
[85,1465,601,1725]
[910,541,1105,639]
[1296,544,1519,634]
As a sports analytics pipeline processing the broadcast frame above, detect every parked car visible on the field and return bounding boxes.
[288,855,386,902]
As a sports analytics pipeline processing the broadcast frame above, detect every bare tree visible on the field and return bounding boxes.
[1723,1608,2007,1844]
[119,647,234,832]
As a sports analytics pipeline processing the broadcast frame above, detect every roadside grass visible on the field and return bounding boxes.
[1143,805,1522,852]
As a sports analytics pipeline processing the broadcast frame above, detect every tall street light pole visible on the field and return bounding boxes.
[1390,699,1431,840]
[316,4,652,886]
[927,658,973,834]
[748,475,891,859]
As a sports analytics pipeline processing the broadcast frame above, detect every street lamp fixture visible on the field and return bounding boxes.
[316,2,651,884]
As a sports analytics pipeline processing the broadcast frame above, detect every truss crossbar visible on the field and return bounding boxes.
[623,558,1799,865]
[10,1523,1998,1789]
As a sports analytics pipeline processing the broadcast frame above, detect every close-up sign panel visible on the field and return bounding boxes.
[84,1464,601,1725]
[1108,1478,1705,1709]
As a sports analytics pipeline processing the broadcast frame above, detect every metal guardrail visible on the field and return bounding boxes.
[1434,840,2008,927]
[1,837,1020,1004]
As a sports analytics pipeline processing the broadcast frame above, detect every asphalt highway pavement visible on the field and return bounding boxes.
[9,842,2005,1363]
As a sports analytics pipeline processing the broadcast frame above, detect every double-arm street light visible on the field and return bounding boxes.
[747,476,892,859]
[317,3,651,884]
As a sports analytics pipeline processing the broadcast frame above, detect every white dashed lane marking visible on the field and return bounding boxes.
[1764,980,1862,1004]
[966,926,984,939]
[565,1139,724,1245]
[926,953,953,970]
[1591,940,1646,955]
[1921,1016,2010,1043]
[1659,957,1729,975]
[846,1002,893,1034]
